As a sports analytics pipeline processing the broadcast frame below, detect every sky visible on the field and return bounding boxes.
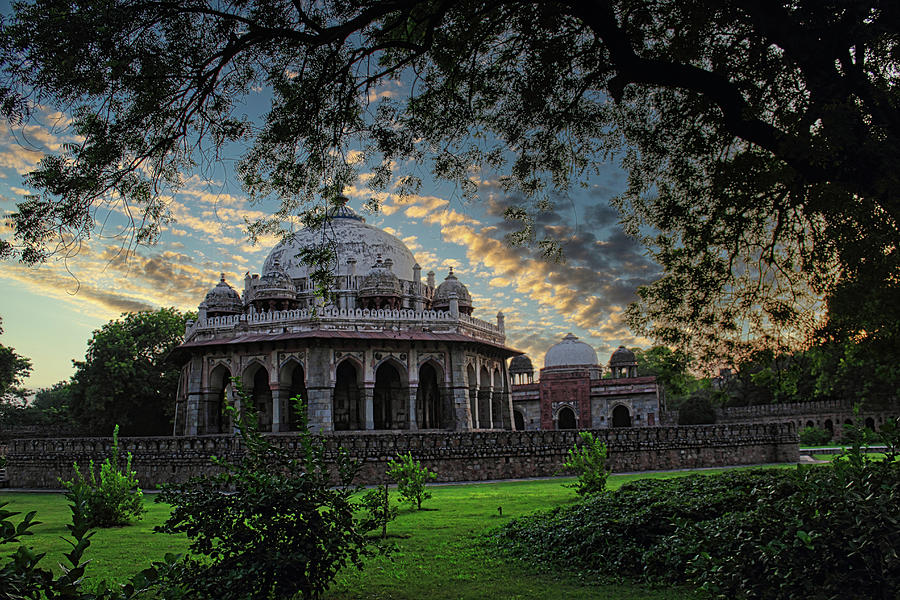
[0,30,661,392]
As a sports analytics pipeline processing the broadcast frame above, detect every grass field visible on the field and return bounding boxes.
[0,468,775,599]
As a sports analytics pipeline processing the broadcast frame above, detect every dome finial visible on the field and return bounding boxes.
[220,272,226,282]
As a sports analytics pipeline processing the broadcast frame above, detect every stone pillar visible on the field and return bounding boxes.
[271,386,283,432]
[305,386,332,433]
[364,384,375,430]
[408,385,419,431]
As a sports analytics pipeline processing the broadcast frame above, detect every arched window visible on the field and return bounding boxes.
[557,406,577,430]
[334,360,362,430]
[612,405,632,428]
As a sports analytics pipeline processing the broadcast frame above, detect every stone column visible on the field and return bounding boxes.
[305,386,332,433]
[364,384,375,430]
[408,385,419,431]
[271,385,283,432]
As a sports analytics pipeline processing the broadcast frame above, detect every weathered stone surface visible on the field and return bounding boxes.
[6,423,798,488]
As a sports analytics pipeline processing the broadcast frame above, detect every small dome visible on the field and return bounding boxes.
[610,346,637,367]
[544,333,599,368]
[204,274,243,315]
[359,256,402,298]
[253,260,296,301]
[509,355,534,373]
[432,268,473,312]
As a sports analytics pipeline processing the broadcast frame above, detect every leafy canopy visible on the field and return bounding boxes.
[69,307,191,435]
[1,1,898,358]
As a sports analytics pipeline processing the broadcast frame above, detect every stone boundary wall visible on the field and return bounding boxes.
[660,399,899,427]
[6,423,798,489]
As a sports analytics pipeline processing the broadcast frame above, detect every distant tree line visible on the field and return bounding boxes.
[0,308,192,437]
[636,337,899,425]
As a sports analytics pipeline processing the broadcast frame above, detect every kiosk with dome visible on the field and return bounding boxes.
[172,201,517,435]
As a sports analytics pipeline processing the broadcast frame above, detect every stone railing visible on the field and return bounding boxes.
[6,423,797,488]
[189,306,505,345]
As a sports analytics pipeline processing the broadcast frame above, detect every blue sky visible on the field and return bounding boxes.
[0,31,661,391]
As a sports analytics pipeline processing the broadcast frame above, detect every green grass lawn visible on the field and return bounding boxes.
[0,469,766,599]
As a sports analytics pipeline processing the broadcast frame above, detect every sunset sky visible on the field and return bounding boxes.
[0,84,661,393]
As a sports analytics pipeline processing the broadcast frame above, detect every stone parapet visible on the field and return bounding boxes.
[188,306,505,346]
[6,423,798,489]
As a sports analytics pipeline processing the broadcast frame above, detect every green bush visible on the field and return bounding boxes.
[561,431,609,496]
[156,388,371,600]
[798,425,832,445]
[359,483,398,539]
[387,452,436,510]
[495,457,900,599]
[61,424,146,527]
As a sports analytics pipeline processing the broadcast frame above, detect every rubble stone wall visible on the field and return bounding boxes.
[6,423,798,488]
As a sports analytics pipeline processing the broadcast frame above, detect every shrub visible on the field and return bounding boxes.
[798,425,831,445]
[387,452,436,510]
[359,483,398,539]
[61,424,146,527]
[156,387,371,600]
[561,431,609,496]
[495,456,900,599]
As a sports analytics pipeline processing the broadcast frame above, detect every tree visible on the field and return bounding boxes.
[387,452,436,510]
[0,317,31,402]
[157,391,372,600]
[1,1,898,359]
[69,308,191,436]
[633,346,702,408]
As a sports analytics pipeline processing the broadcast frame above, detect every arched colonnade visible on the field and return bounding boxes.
[199,356,450,434]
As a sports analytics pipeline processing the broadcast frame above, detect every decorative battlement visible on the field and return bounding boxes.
[188,306,505,345]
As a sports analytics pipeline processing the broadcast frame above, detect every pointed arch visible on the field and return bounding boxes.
[466,363,478,429]
[280,358,307,431]
[612,404,632,428]
[557,405,577,430]
[333,359,363,431]
[478,365,492,429]
[243,362,272,432]
[374,361,408,430]
[416,361,443,429]
[207,364,232,434]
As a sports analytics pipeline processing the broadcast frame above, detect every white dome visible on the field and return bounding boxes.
[544,333,599,368]
[263,205,418,281]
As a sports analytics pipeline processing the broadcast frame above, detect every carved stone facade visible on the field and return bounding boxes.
[173,201,518,434]
[511,335,661,431]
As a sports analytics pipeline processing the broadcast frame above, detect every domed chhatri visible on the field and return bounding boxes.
[202,274,243,318]
[508,354,534,386]
[245,259,298,313]
[544,333,599,369]
[432,267,473,315]
[358,255,403,310]
[609,345,639,378]
[175,199,517,437]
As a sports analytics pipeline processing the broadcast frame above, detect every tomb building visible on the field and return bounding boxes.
[510,334,661,430]
[172,200,517,434]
